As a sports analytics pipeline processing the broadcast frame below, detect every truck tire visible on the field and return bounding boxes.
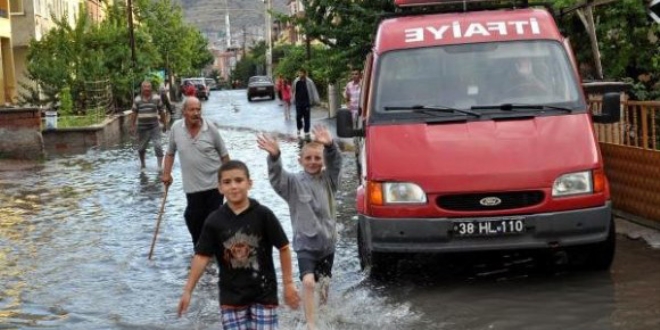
[357,224,370,271]
[358,223,398,278]
[570,216,616,271]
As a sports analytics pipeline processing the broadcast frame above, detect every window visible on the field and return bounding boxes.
[10,0,24,14]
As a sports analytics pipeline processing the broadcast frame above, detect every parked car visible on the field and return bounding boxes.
[205,78,219,91]
[247,76,275,101]
[180,77,209,100]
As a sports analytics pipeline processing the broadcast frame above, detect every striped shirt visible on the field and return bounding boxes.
[132,95,164,129]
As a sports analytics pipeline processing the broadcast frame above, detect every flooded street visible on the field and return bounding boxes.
[2,90,660,329]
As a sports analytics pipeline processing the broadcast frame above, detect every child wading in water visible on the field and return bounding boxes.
[281,78,292,120]
[177,160,300,329]
[257,124,343,330]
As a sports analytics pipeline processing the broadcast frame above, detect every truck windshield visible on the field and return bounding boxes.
[374,41,584,116]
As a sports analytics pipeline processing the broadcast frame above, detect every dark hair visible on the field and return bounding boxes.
[218,160,251,182]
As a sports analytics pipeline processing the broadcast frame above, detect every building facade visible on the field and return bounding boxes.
[285,0,304,45]
[11,0,82,103]
[1,0,16,104]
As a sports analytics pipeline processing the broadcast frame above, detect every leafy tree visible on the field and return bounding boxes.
[133,0,190,79]
[286,0,659,100]
[553,0,660,99]
[97,1,159,109]
[21,0,213,111]
[274,43,338,99]
[208,69,221,82]
[280,0,396,83]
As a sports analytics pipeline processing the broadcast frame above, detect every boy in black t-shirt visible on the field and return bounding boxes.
[177,160,300,329]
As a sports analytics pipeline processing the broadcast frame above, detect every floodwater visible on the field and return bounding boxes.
[2,105,660,329]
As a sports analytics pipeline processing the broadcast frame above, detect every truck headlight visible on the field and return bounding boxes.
[552,171,592,197]
[383,182,427,204]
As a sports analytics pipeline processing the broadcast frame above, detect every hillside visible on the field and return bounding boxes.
[175,0,289,49]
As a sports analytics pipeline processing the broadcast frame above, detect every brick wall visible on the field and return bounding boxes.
[0,108,45,160]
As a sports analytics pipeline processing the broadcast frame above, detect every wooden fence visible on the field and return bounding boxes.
[593,100,660,226]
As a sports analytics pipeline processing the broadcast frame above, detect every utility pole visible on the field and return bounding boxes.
[242,28,247,56]
[225,0,232,48]
[127,0,136,69]
[264,0,273,77]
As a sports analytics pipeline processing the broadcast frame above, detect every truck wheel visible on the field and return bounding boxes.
[371,252,398,278]
[358,222,398,278]
[357,225,370,271]
[570,216,616,271]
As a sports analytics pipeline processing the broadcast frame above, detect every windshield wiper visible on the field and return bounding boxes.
[384,105,481,118]
[471,103,573,113]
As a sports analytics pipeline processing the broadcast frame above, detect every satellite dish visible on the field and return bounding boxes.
[651,0,660,24]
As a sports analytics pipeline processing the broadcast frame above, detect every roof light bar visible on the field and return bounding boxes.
[394,0,524,8]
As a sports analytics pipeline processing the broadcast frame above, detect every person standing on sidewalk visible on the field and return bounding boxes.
[161,96,231,249]
[130,80,168,171]
[344,69,362,120]
[257,124,342,330]
[291,68,320,141]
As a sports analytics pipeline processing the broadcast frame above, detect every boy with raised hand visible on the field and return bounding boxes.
[177,160,300,329]
[257,124,343,330]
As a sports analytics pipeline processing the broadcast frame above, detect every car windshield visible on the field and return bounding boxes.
[374,41,585,116]
[249,76,272,84]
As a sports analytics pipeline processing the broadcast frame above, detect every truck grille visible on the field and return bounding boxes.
[436,191,545,211]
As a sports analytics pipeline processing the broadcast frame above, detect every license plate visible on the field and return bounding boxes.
[257,87,266,91]
[453,217,525,237]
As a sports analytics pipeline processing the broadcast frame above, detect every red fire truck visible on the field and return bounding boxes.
[336,0,622,276]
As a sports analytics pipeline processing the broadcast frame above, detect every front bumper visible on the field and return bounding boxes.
[248,87,274,97]
[360,202,612,253]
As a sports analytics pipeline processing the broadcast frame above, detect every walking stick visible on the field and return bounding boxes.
[148,185,169,260]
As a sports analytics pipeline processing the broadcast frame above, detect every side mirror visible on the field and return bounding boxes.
[336,108,356,138]
[592,92,621,124]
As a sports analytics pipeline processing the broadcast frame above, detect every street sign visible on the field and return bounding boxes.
[651,0,660,24]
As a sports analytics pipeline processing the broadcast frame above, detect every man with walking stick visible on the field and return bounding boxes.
[161,96,231,251]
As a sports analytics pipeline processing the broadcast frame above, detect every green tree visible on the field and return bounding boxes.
[554,0,660,99]
[98,1,159,109]
[288,0,659,99]
[133,0,189,78]
[274,43,337,99]
[21,0,213,111]
[280,0,395,83]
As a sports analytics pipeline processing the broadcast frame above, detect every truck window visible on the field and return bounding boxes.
[375,40,584,115]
